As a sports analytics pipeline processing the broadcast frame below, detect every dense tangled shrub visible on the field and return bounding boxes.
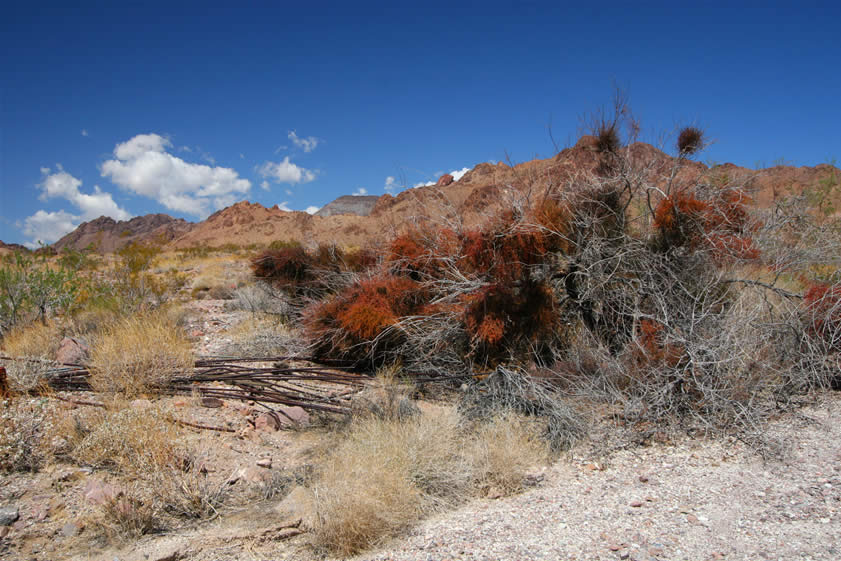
[802,281,841,353]
[304,275,428,364]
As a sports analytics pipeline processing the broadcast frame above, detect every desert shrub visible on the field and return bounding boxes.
[92,484,162,540]
[304,275,428,365]
[225,283,292,316]
[0,252,81,335]
[88,310,194,396]
[0,397,52,472]
[350,365,419,421]
[310,407,472,556]
[58,402,184,474]
[470,412,550,496]
[218,314,305,357]
[460,366,584,451]
[251,244,372,305]
[311,402,554,555]
[0,321,63,393]
[802,281,841,353]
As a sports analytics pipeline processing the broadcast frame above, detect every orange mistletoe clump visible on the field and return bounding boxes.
[304,275,428,362]
[653,186,760,263]
[532,199,573,253]
[803,281,841,352]
[634,318,684,369]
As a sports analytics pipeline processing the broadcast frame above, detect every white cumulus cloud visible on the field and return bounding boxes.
[353,187,368,196]
[288,130,319,153]
[81,129,89,137]
[450,167,471,181]
[257,157,317,186]
[276,201,292,212]
[384,176,397,193]
[305,205,320,215]
[101,133,251,218]
[22,210,79,247]
[38,166,131,221]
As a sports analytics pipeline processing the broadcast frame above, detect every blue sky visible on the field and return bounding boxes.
[1,1,839,247]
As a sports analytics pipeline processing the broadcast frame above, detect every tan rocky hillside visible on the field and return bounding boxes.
[52,214,194,254]
[50,138,841,253]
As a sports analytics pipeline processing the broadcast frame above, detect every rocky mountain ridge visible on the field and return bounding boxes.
[48,138,840,253]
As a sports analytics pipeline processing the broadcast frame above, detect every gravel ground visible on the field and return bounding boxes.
[353,395,841,561]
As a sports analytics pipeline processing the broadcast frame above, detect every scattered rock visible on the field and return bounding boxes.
[201,397,224,408]
[639,474,649,483]
[0,526,9,538]
[55,337,90,364]
[255,407,309,431]
[60,521,82,537]
[486,487,503,500]
[278,405,309,427]
[686,513,700,524]
[232,466,271,485]
[130,398,153,409]
[256,458,273,469]
[630,500,644,508]
[83,479,121,505]
[275,486,315,527]
[255,413,281,432]
[0,505,19,526]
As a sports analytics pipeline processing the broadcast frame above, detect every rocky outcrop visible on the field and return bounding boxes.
[436,173,455,187]
[53,214,194,253]
[315,195,381,218]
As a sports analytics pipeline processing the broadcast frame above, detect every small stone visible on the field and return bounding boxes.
[130,399,152,409]
[486,487,503,500]
[630,500,643,508]
[255,413,281,432]
[201,397,224,408]
[639,475,649,483]
[0,506,20,526]
[686,513,699,524]
[608,543,623,551]
[711,553,725,560]
[0,526,9,538]
[83,479,120,505]
[61,521,82,537]
[256,458,272,469]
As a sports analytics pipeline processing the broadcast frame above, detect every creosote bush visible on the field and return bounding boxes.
[88,310,194,397]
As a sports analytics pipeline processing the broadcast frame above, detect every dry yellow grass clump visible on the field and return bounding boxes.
[55,402,183,474]
[88,310,194,396]
[310,401,550,556]
[1,321,63,392]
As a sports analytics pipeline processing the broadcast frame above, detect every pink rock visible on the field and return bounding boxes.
[130,399,152,409]
[255,413,281,432]
[278,406,310,427]
[55,337,90,364]
[83,479,120,505]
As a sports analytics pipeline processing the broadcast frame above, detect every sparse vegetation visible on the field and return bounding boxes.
[88,310,194,396]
